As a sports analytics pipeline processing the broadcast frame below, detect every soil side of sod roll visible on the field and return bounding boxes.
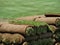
[35,17,60,25]
[16,15,46,21]
[0,23,36,36]
[0,33,25,44]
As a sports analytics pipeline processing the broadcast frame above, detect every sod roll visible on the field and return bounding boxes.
[25,32,53,41]
[16,15,45,21]
[10,34,25,44]
[35,17,60,24]
[55,18,60,27]
[27,38,54,45]
[38,38,54,45]
[36,25,50,35]
[2,33,12,45]
[0,23,36,36]
[48,25,58,33]
[1,33,25,44]
[54,29,60,42]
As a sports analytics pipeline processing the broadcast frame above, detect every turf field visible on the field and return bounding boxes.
[0,0,60,19]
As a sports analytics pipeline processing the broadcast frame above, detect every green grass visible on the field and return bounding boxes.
[9,20,47,26]
[0,0,60,19]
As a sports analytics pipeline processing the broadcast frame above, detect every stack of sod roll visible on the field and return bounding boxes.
[9,20,53,45]
[16,14,60,45]
[0,14,60,45]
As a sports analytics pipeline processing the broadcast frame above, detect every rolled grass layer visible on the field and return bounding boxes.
[48,25,57,33]
[35,17,60,25]
[16,15,45,21]
[0,23,36,36]
[25,32,52,42]
[27,38,54,45]
[9,20,47,27]
[37,25,50,35]
[54,29,60,42]
[0,33,25,44]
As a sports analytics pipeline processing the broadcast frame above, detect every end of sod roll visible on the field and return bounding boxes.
[55,18,60,27]
[26,27,36,36]
[36,24,52,35]
[48,25,57,33]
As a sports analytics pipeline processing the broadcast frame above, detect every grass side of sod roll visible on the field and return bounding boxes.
[27,38,54,45]
[37,25,51,35]
[9,20,47,27]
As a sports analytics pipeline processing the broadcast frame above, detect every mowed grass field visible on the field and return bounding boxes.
[0,0,60,19]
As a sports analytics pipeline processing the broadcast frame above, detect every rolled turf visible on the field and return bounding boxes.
[0,23,36,36]
[54,29,60,42]
[35,17,60,25]
[0,33,25,44]
[27,38,54,45]
[48,25,57,33]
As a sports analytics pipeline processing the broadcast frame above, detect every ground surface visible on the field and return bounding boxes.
[0,0,60,19]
